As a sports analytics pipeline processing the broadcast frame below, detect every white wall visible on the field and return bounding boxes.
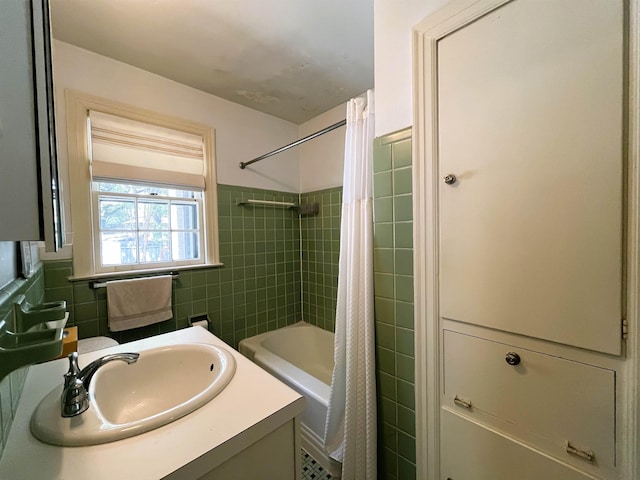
[298,103,346,192]
[52,40,382,210]
[52,41,300,218]
[374,0,447,137]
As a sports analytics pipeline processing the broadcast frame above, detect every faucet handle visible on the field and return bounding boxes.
[61,352,90,417]
[63,352,80,388]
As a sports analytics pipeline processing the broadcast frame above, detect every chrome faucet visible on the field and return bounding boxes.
[61,351,140,418]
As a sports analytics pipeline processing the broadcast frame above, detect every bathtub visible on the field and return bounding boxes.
[239,322,342,478]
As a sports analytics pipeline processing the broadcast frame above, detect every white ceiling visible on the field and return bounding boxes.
[50,0,374,125]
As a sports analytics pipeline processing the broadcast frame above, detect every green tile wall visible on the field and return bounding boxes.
[0,255,45,461]
[300,187,342,332]
[373,128,416,480]
[217,185,301,344]
[44,184,302,349]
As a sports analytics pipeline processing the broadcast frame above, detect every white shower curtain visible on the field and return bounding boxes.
[324,90,376,480]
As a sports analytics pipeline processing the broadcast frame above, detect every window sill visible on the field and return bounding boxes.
[68,262,225,282]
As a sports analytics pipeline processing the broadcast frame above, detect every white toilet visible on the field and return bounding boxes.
[77,336,119,354]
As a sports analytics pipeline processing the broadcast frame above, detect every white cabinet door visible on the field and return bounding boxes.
[443,330,616,470]
[438,0,624,354]
[0,0,41,239]
[441,410,597,480]
[0,0,60,248]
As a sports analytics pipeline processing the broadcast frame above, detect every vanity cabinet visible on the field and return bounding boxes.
[0,0,61,250]
[192,421,299,480]
[0,327,305,480]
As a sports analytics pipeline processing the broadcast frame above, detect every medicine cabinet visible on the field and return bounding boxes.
[0,0,62,251]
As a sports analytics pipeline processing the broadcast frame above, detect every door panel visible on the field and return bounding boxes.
[437,0,624,354]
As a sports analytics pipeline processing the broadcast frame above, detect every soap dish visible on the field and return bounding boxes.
[0,327,64,380]
[14,295,67,331]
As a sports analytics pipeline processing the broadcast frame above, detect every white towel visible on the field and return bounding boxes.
[106,276,173,332]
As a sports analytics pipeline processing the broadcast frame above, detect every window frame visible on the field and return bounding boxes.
[65,90,220,278]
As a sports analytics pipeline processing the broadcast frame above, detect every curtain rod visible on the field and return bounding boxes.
[239,119,346,169]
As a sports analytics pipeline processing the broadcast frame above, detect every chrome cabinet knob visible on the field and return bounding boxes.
[505,352,521,366]
[443,174,457,185]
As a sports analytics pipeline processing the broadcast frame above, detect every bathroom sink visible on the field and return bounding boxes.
[30,343,236,446]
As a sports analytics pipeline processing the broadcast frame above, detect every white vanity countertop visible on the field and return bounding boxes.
[0,327,305,479]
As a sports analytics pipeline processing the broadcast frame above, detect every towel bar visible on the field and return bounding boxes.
[89,272,180,289]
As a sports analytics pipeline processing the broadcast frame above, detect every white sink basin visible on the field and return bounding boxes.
[30,343,236,446]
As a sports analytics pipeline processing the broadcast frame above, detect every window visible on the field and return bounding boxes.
[65,92,220,277]
[93,182,203,269]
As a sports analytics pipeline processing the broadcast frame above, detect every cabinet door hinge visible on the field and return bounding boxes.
[622,318,629,339]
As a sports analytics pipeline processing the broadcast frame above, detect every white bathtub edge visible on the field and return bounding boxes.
[253,350,330,406]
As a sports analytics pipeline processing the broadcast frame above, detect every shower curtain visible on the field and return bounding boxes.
[324,90,376,479]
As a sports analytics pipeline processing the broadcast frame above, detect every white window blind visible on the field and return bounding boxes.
[89,111,206,189]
